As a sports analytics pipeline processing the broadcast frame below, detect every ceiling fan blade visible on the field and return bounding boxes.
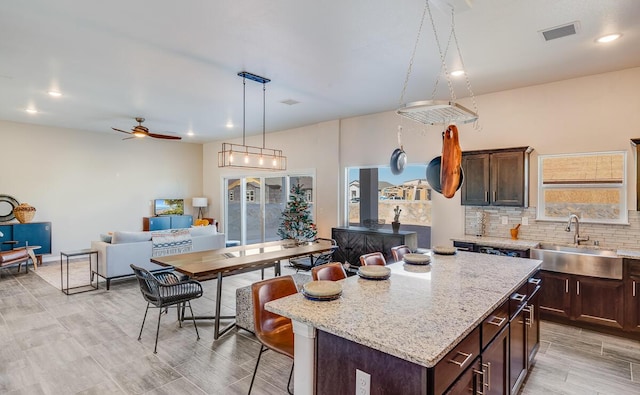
[122,136,137,140]
[112,127,132,135]
[148,132,182,140]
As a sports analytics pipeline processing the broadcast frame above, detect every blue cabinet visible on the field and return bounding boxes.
[143,215,192,231]
[0,222,52,254]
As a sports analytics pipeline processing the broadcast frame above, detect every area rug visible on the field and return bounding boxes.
[34,260,95,290]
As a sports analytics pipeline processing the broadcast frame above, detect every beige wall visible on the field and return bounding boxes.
[0,121,203,258]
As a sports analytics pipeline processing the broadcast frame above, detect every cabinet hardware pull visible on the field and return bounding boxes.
[524,305,534,327]
[487,316,506,327]
[634,280,636,297]
[493,191,497,202]
[565,278,569,293]
[577,280,580,295]
[482,362,491,390]
[529,278,541,286]
[485,191,489,202]
[448,351,473,367]
[473,369,485,395]
[512,293,526,302]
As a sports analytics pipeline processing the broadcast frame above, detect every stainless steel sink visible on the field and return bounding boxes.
[531,243,622,279]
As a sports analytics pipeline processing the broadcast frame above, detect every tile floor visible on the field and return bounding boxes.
[1,263,639,394]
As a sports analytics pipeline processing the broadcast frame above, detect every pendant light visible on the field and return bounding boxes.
[218,71,287,170]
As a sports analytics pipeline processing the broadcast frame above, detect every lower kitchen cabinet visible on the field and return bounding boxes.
[510,304,527,394]
[626,259,640,332]
[445,359,483,395]
[539,270,572,319]
[526,288,541,366]
[482,326,509,395]
[539,270,625,330]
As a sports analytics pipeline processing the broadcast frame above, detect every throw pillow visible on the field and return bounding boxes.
[111,231,152,244]
[190,225,217,237]
[194,219,209,226]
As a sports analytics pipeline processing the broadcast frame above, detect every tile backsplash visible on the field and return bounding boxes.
[465,206,640,251]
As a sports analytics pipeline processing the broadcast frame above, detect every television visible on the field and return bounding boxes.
[154,199,184,216]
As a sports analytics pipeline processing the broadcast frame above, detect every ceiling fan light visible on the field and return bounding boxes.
[133,131,146,137]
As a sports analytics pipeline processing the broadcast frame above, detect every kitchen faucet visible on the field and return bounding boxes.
[566,214,589,245]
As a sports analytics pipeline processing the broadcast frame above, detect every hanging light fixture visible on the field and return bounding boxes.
[396,0,479,126]
[218,71,287,170]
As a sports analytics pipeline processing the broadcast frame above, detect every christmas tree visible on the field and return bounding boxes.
[277,184,317,243]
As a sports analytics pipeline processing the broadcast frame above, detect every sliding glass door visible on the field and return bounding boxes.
[224,173,314,245]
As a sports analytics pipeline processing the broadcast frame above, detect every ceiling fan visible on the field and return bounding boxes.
[112,117,182,140]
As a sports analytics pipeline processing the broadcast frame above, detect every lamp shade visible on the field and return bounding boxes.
[192,197,208,208]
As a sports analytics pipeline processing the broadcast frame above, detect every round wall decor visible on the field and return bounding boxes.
[0,195,19,222]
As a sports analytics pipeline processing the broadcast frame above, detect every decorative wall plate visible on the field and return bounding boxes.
[0,195,19,222]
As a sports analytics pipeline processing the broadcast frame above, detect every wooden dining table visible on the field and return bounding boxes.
[150,239,335,339]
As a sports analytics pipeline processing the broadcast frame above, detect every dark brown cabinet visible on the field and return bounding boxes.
[539,270,625,330]
[482,326,509,395]
[331,227,417,267]
[626,259,640,332]
[445,359,483,395]
[461,147,532,207]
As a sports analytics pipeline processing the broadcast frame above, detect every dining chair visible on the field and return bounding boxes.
[359,251,387,266]
[391,245,412,262]
[289,237,339,271]
[130,264,203,353]
[311,262,347,281]
[249,275,297,395]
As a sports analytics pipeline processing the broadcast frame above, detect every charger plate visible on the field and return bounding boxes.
[358,265,391,280]
[302,281,342,300]
[403,253,431,265]
[433,246,457,255]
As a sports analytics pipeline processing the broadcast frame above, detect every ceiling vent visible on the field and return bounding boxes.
[539,21,580,41]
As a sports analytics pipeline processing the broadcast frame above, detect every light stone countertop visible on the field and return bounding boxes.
[266,251,541,368]
[451,235,540,250]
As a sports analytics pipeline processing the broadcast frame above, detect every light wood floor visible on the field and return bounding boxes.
[1,263,639,394]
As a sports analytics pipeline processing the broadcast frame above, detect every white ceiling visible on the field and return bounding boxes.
[1,0,639,143]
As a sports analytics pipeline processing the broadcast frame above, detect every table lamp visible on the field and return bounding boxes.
[192,197,208,219]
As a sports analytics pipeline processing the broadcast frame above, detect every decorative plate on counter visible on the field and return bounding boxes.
[432,246,457,255]
[358,265,391,280]
[403,253,432,265]
[301,281,342,301]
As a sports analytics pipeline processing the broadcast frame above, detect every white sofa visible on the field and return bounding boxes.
[91,226,225,289]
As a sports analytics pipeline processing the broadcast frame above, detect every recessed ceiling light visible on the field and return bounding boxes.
[187,130,194,136]
[226,122,234,128]
[596,33,622,43]
[450,70,465,77]
[25,108,38,114]
[48,90,62,97]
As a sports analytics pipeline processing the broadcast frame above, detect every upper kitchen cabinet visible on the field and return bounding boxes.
[461,147,533,207]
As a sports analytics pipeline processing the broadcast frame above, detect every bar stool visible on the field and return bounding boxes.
[249,275,297,394]
[359,251,387,266]
[311,262,347,281]
[391,245,412,262]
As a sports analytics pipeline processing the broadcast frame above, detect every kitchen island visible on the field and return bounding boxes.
[266,250,542,394]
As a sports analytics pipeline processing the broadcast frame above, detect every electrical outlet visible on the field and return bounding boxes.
[356,369,371,395]
[522,216,529,226]
[501,216,508,225]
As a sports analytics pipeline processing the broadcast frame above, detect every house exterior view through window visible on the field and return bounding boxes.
[224,174,315,245]
[347,165,432,247]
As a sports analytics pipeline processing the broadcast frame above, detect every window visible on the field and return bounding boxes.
[537,151,627,224]
[346,165,432,247]
[224,173,315,245]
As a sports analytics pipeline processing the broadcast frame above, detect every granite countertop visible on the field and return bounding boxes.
[451,235,540,250]
[266,251,541,368]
